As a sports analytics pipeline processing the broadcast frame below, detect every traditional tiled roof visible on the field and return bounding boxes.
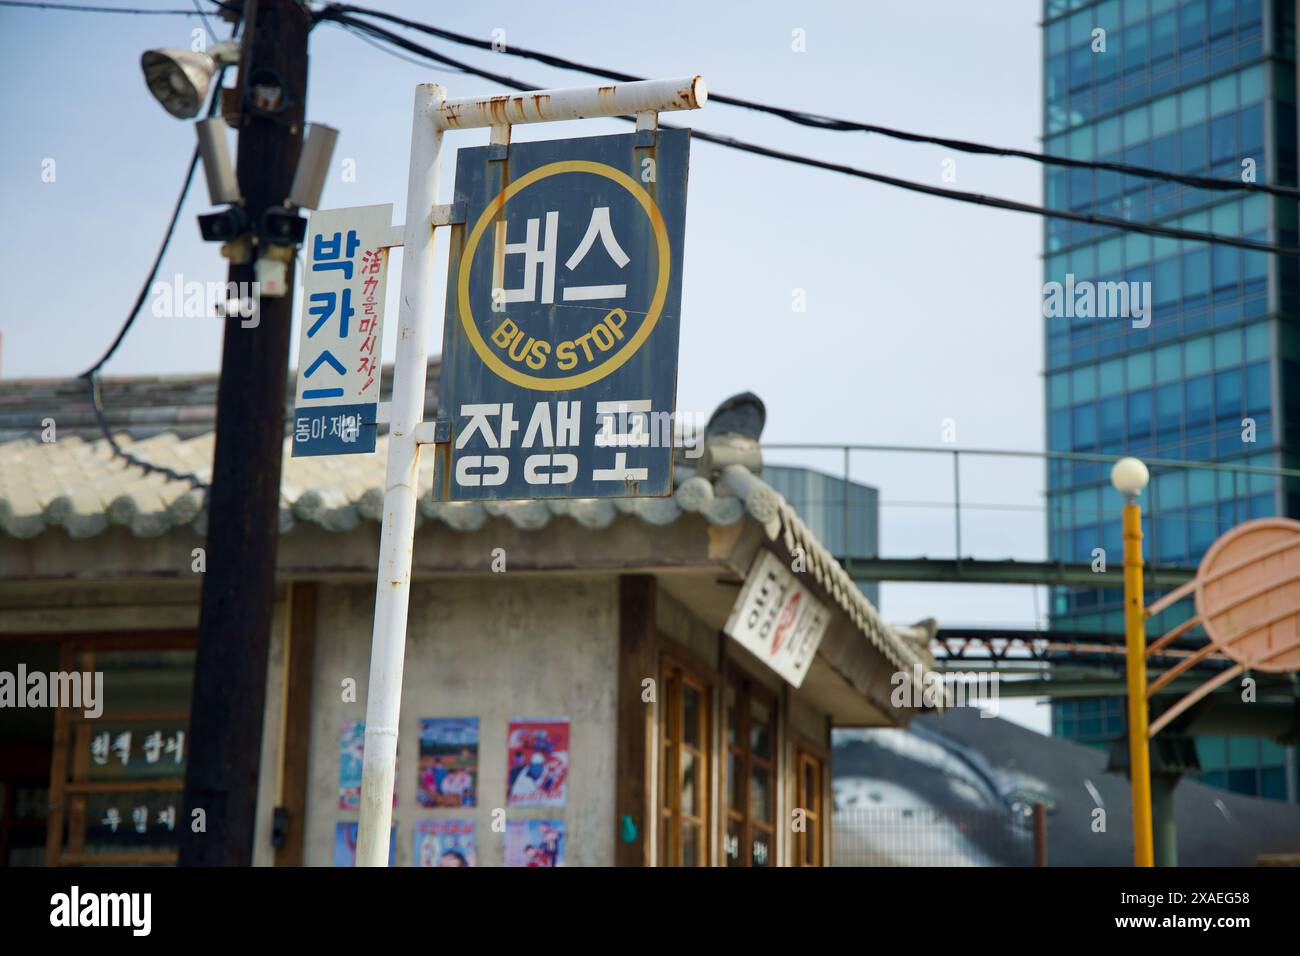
[0,365,931,674]
[0,428,749,540]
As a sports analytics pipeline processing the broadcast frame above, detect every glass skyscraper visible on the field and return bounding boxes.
[1042,0,1296,801]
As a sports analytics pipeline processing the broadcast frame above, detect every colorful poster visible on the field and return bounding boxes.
[417,718,478,808]
[333,822,394,866]
[414,819,476,867]
[339,719,396,810]
[504,819,565,867]
[506,717,569,808]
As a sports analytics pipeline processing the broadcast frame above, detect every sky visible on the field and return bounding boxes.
[0,0,1052,729]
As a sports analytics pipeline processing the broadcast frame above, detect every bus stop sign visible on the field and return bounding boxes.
[437,129,691,500]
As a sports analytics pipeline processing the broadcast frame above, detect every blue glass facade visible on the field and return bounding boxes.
[1043,0,1297,801]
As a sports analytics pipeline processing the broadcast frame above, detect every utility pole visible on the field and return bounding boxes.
[179,0,311,866]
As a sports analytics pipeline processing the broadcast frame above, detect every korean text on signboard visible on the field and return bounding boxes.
[724,550,831,688]
[437,130,691,500]
[292,204,393,457]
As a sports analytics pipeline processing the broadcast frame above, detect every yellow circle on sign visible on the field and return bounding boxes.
[456,159,671,391]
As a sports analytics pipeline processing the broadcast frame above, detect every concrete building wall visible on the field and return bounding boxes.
[303,574,621,866]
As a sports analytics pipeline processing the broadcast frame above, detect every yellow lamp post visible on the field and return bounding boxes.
[1111,456,1154,867]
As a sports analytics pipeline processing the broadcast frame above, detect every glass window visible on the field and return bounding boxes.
[1072,403,1098,447]
[1240,102,1264,156]
[1069,45,1094,95]
[1180,123,1207,172]
[794,752,824,867]
[1069,8,1094,45]
[1209,201,1239,234]
[1123,104,1150,144]
[1098,359,1124,395]
[1183,249,1210,300]
[1151,132,1178,171]
[1185,337,1212,375]
[1124,231,1152,266]
[1209,74,1236,115]
[1151,11,1177,61]
[1244,323,1268,361]
[1097,116,1121,154]
[1208,0,1234,37]
[1048,19,1069,55]
[1153,257,1179,304]
[1098,237,1123,273]
[1155,511,1188,562]
[1071,243,1097,277]
[1242,248,1266,287]
[659,660,711,867]
[1213,329,1242,366]
[1179,85,1208,124]
[1071,365,1097,401]
[1215,368,1242,422]
[1244,362,1270,413]
[1209,113,1236,163]
[1212,245,1239,294]
[1124,21,1151,75]
[1242,195,1266,232]
[1124,0,1150,24]
[1186,376,1213,428]
[1128,389,1154,438]
[1154,470,1187,508]
[1188,469,1215,504]
[1099,396,1124,443]
[724,672,777,868]
[1156,382,1182,434]
[1126,350,1154,387]
[1155,343,1182,382]
[1239,63,1264,104]
[1180,0,1207,50]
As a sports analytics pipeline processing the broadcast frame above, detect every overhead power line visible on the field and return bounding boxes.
[320,11,1300,259]
[75,19,240,489]
[0,1,209,13]
[322,3,1300,203]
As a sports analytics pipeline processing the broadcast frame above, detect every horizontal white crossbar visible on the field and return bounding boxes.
[434,76,706,131]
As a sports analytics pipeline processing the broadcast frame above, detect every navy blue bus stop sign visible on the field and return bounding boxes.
[436,129,690,501]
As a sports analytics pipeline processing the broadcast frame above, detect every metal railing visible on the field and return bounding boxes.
[762,442,1300,569]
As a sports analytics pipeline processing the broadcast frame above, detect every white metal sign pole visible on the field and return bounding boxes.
[355,82,445,868]
[354,76,706,867]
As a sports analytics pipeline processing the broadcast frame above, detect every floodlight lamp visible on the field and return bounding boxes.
[141,41,239,119]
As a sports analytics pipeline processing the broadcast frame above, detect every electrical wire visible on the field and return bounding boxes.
[77,19,241,489]
[13,0,1299,202]
[322,12,1300,259]
[0,1,209,13]
[322,3,1300,202]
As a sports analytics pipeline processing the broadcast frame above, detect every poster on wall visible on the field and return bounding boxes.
[333,822,395,866]
[505,717,569,808]
[417,717,478,808]
[339,719,396,810]
[414,819,476,867]
[504,819,565,867]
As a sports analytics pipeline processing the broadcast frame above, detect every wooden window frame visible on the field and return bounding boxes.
[793,748,825,866]
[657,656,712,867]
[722,667,779,867]
[40,632,196,866]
